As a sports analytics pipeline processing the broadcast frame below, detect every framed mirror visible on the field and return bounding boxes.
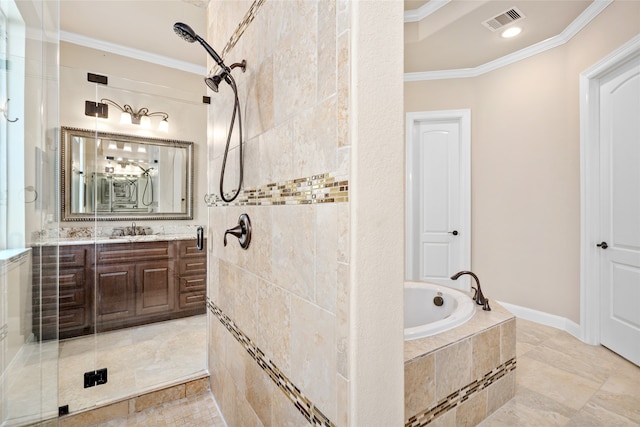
[60,126,194,221]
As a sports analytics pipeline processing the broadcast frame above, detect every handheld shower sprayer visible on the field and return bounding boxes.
[173,21,247,203]
[173,22,226,69]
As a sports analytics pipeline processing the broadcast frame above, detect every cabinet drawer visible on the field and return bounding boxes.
[179,258,206,275]
[59,307,87,330]
[179,275,206,293]
[59,268,85,290]
[179,291,206,310]
[178,239,206,258]
[32,245,89,269]
[96,241,171,264]
[59,288,86,309]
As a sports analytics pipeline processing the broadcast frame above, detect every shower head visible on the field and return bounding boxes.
[173,22,226,68]
[173,22,197,43]
[205,71,231,93]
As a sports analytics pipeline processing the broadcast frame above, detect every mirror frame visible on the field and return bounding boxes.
[60,126,194,221]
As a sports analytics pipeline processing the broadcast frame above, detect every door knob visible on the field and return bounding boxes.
[449,230,459,236]
[596,241,608,250]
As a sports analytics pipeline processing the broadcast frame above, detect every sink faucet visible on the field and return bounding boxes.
[451,271,491,311]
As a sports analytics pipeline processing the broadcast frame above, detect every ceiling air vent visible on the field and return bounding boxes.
[482,7,525,31]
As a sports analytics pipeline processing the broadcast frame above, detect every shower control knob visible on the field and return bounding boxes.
[449,230,459,236]
[596,241,608,249]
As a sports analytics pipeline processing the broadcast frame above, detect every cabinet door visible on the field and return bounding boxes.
[136,261,175,316]
[96,264,136,324]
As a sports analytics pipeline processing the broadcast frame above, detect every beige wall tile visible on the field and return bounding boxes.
[338,374,349,427]
[133,384,186,413]
[256,279,292,376]
[487,370,516,415]
[271,379,311,427]
[186,378,210,397]
[435,340,472,401]
[404,353,436,419]
[337,262,350,378]
[245,356,274,427]
[455,388,487,427]
[259,120,293,186]
[429,409,456,427]
[273,21,318,125]
[291,296,337,422]
[245,54,275,142]
[271,205,315,300]
[316,203,339,314]
[337,201,349,263]
[336,31,350,148]
[471,326,500,379]
[317,0,337,101]
[293,96,337,178]
[500,318,516,363]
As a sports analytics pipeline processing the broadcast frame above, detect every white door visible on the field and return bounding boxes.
[406,111,470,290]
[598,56,640,366]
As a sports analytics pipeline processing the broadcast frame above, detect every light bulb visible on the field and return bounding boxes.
[158,118,169,133]
[120,112,132,124]
[140,115,151,128]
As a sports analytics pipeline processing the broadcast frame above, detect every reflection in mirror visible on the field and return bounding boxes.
[61,127,194,221]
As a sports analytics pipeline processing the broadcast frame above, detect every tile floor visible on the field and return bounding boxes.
[480,318,640,426]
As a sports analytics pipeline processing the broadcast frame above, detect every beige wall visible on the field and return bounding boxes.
[405,0,640,324]
[206,1,404,426]
[59,42,208,227]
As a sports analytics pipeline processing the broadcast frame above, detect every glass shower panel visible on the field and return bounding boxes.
[0,0,60,425]
[55,62,207,416]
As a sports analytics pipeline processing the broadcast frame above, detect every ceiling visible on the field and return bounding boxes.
[60,0,599,75]
[60,0,208,72]
[404,0,595,73]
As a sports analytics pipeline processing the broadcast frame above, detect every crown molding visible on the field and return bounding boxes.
[60,31,207,76]
[404,0,613,82]
[404,0,450,23]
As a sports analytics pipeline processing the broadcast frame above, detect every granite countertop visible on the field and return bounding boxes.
[34,234,198,246]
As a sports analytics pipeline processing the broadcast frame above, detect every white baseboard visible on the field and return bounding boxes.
[497,301,583,342]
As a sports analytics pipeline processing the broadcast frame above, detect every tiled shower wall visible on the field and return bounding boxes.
[206,1,350,425]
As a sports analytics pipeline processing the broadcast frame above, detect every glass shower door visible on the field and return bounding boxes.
[0,0,60,425]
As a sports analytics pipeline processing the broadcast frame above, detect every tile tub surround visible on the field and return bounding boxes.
[404,302,516,426]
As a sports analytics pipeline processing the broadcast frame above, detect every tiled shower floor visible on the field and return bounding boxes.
[58,315,208,412]
[3,315,207,425]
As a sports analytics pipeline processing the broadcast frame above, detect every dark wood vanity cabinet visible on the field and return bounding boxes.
[177,239,207,311]
[33,239,206,340]
[32,245,92,340]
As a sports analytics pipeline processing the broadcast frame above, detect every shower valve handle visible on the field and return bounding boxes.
[223,213,252,250]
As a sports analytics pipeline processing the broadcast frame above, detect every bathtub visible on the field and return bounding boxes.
[404,281,475,340]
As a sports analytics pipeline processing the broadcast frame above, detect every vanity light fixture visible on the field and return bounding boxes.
[92,98,170,132]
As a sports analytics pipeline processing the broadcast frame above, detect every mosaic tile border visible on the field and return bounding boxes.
[205,173,349,207]
[209,0,267,76]
[405,358,517,427]
[207,298,336,427]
